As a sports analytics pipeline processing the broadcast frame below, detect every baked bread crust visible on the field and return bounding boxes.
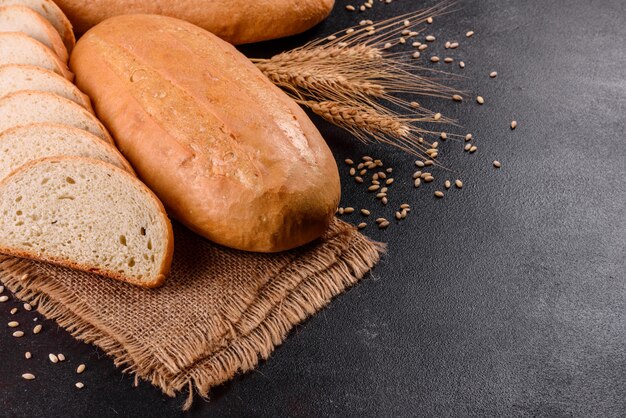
[71,15,341,253]
[55,0,334,45]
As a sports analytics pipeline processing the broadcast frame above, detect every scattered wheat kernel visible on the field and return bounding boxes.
[452,94,463,102]
[376,218,386,223]
[359,169,367,176]
[349,168,356,176]
[379,221,390,229]
[360,209,371,216]
[412,51,420,59]
[58,354,66,362]
[415,161,425,168]
[346,28,355,34]
[465,133,473,141]
[345,159,354,165]
[401,210,408,219]
[455,180,464,189]
[49,354,59,363]
[400,204,410,209]
[440,132,448,140]
[427,17,433,24]
[372,174,379,181]
[402,29,411,36]
[410,31,418,37]
[13,331,24,337]
[372,180,380,185]
[425,176,435,183]
[464,143,472,151]
[418,44,428,51]
[414,178,422,187]
[426,149,437,156]
[476,96,485,104]
[413,171,422,179]
[445,57,454,63]
[469,146,478,153]
[393,211,401,220]
[511,120,518,129]
[357,222,367,229]
[365,2,372,8]
[445,41,451,49]
[466,31,475,37]
[412,41,421,47]
[362,156,373,162]
[459,61,465,69]
[430,56,440,63]
[20,274,28,281]
[368,185,380,192]
[327,35,337,41]
[359,20,368,25]
[380,187,388,193]
[8,321,19,328]
[445,180,452,189]
[410,101,420,108]
[75,382,84,389]
[386,178,394,185]
[33,324,42,334]
[25,352,31,359]
[418,137,425,143]
[450,42,459,48]
[77,364,86,374]
[382,197,388,205]
[346,5,355,11]
[357,163,364,170]
[22,373,35,380]
[383,42,392,49]
[432,141,439,149]
[23,303,32,311]
[425,35,436,42]
[434,191,445,198]
[404,19,410,26]
[0,296,8,302]
[343,207,355,214]
[10,308,17,315]
[386,168,393,173]
[490,71,498,78]
[359,5,365,11]
[399,37,406,44]
[378,172,387,179]
[493,160,502,168]
[420,172,431,179]
[338,207,344,215]
[355,176,364,183]
[365,26,375,31]
[376,193,386,198]
[424,160,434,166]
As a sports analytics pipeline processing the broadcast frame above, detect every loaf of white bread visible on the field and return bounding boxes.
[71,15,341,253]
[0,4,173,287]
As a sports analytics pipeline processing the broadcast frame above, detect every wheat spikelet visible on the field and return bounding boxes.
[253,2,461,156]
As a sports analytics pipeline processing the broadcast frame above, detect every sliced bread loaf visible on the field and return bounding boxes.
[0,123,133,179]
[0,157,173,287]
[0,0,75,52]
[0,32,72,79]
[0,65,92,112]
[0,5,68,62]
[0,91,113,143]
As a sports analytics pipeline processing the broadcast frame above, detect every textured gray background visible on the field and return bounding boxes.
[1,0,625,416]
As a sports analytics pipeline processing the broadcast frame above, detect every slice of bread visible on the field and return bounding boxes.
[0,0,75,53]
[0,5,68,62]
[0,123,134,180]
[0,65,92,112]
[0,91,113,143]
[0,157,173,287]
[0,32,72,80]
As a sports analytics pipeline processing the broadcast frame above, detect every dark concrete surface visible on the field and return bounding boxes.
[1,0,625,416]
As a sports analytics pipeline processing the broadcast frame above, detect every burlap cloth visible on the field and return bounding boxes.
[0,218,382,409]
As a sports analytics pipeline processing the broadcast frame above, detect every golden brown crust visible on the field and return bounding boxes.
[71,14,340,252]
[55,0,334,45]
[0,156,173,288]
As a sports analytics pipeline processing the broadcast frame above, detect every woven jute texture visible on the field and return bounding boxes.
[0,218,382,409]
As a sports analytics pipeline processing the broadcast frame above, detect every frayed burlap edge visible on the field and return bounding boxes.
[0,226,384,410]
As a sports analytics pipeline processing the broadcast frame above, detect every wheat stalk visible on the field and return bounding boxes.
[253,2,462,156]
